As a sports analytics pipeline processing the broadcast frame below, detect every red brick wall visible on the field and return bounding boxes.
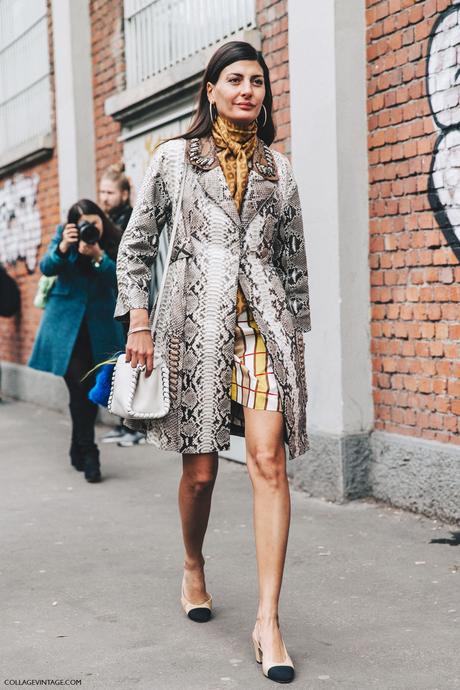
[0,1,60,366]
[90,0,125,188]
[257,0,291,156]
[367,0,460,444]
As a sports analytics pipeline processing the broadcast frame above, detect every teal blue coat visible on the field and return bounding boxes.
[28,225,125,376]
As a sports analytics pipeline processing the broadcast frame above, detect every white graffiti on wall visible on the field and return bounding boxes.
[0,173,41,271]
[428,1,460,259]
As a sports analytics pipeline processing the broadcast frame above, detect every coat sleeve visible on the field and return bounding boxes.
[274,161,311,333]
[39,225,69,276]
[114,146,172,320]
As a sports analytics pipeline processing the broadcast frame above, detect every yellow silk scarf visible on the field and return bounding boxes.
[211,114,258,213]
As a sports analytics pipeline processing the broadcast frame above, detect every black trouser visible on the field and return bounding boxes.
[63,319,98,457]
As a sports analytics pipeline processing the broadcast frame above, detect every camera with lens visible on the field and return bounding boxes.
[77,220,100,245]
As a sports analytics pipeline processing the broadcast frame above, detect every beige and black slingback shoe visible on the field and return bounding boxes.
[180,577,213,622]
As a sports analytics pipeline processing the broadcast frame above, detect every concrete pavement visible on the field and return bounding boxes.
[0,399,459,690]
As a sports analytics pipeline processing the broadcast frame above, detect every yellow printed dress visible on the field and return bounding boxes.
[231,285,282,413]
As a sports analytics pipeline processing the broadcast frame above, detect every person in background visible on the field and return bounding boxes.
[99,161,133,231]
[0,263,21,402]
[28,200,125,483]
[0,263,20,318]
[99,162,145,448]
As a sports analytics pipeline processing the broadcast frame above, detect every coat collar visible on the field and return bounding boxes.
[185,135,279,227]
[185,135,279,181]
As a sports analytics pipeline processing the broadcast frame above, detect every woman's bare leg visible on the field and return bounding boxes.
[179,451,218,602]
[244,407,290,662]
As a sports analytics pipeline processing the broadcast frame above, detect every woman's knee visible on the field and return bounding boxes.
[184,472,216,497]
[247,446,287,489]
[182,453,218,496]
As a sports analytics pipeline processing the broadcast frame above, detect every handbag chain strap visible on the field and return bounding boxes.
[150,148,188,335]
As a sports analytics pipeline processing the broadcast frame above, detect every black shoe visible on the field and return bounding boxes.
[83,449,102,483]
[69,443,85,472]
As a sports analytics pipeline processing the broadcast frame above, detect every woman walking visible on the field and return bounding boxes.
[29,199,125,483]
[115,41,310,683]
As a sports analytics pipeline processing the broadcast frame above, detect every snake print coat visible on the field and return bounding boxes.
[115,136,311,460]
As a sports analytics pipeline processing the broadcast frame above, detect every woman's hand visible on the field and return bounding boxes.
[78,240,103,260]
[59,223,79,253]
[126,331,154,377]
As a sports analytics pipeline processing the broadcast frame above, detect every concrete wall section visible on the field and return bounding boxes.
[0,360,116,428]
[335,0,373,434]
[289,0,373,438]
[288,0,372,500]
[0,361,68,413]
[288,0,343,436]
[370,431,460,523]
[51,0,96,216]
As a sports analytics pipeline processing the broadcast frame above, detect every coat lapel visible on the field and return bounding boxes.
[198,166,242,228]
[186,137,241,227]
[186,136,279,228]
[240,139,279,228]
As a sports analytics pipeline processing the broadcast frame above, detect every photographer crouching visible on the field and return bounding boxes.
[29,200,125,483]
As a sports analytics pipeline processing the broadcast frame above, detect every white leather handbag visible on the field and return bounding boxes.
[108,350,170,419]
[108,159,187,420]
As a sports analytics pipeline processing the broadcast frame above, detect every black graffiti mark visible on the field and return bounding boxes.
[428,133,460,261]
[426,3,460,262]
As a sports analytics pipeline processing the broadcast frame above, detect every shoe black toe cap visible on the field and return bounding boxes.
[267,666,295,683]
[187,608,211,622]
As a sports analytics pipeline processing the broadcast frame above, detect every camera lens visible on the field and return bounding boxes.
[77,220,100,245]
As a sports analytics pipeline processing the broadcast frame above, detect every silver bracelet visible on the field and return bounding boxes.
[127,326,151,336]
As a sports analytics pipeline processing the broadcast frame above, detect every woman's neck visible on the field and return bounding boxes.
[216,114,256,133]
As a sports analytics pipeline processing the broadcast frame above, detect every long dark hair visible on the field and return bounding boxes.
[180,41,276,146]
[67,199,122,261]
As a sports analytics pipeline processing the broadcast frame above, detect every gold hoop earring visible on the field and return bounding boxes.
[209,102,217,122]
[258,104,267,128]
